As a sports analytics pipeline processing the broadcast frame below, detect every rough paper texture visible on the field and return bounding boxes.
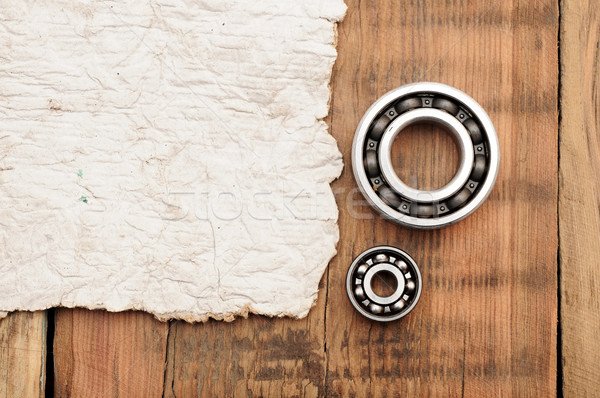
[0,0,345,321]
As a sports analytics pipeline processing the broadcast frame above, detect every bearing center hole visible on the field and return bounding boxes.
[370,270,398,297]
[391,122,460,190]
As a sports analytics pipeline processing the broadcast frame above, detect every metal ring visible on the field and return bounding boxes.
[352,82,500,229]
[378,108,475,203]
[346,246,422,322]
[363,263,405,305]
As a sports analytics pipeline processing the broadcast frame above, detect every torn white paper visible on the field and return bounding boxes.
[0,0,345,321]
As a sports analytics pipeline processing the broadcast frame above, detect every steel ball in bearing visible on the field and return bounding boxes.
[351,82,500,229]
[346,246,422,322]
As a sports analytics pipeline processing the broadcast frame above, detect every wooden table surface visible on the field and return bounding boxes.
[1,0,598,396]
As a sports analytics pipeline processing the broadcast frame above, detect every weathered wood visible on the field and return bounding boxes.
[325,0,558,396]
[559,0,600,395]
[53,309,168,398]
[0,311,46,398]
[50,1,563,396]
[162,282,327,397]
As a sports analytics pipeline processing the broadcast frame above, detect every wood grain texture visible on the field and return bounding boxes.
[162,280,328,397]
[559,0,600,395]
[0,311,46,398]
[49,1,562,396]
[325,0,558,396]
[53,309,168,398]
[392,124,461,191]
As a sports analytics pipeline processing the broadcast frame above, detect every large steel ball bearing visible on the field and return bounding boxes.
[352,82,500,229]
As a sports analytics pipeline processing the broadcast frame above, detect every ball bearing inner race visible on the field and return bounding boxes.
[363,263,405,305]
[378,108,475,203]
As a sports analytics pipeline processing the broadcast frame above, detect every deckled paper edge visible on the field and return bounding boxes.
[0,5,347,323]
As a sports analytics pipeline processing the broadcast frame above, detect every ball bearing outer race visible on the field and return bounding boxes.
[351,82,500,229]
[346,246,422,322]
[378,108,475,203]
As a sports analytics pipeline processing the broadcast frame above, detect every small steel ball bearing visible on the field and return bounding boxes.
[352,82,500,229]
[346,246,422,322]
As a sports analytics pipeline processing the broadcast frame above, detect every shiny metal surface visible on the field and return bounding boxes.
[363,263,406,305]
[352,82,500,229]
[346,246,422,322]
[377,108,475,203]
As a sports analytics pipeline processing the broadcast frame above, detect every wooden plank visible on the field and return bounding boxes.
[53,1,562,396]
[53,309,168,397]
[0,311,46,398]
[163,281,327,397]
[559,0,600,395]
[325,0,558,396]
